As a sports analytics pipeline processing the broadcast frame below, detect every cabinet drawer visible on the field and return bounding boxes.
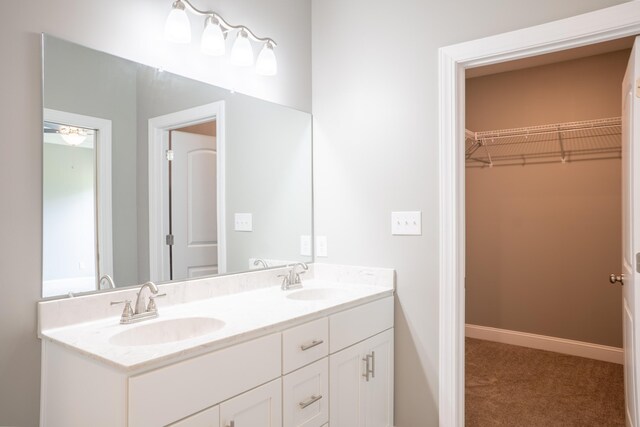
[283,318,328,374]
[128,333,281,427]
[220,378,282,427]
[329,296,393,353]
[170,405,220,427]
[283,358,329,427]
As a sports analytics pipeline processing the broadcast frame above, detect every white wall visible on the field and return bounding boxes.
[311,1,630,425]
[0,1,310,425]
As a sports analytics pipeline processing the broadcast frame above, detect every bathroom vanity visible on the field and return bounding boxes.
[38,264,395,427]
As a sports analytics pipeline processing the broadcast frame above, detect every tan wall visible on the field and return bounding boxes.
[465,50,629,347]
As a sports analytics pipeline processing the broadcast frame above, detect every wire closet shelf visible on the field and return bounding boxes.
[465,117,622,168]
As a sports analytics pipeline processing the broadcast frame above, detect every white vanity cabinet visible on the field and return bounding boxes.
[329,329,394,427]
[170,406,220,427]
[40,295,394,427]
[219,379,282,427]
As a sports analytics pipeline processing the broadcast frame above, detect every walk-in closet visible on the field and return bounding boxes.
[464,40,632,426]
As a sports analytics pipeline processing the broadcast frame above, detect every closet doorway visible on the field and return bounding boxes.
[464,40,630,426]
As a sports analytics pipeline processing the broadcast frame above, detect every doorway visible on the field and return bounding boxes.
[148,101,226,283]
[437,4,640,426]
[464,45,628,425]
[168,121,219,280]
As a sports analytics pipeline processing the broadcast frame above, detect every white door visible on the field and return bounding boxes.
[330,330,394,427]
[622,36,640,427]
[219,379,282,427]
[171,130,218,280]
[330,338,365,427]
[362,329,394,427]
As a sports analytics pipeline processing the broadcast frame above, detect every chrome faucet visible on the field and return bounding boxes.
[278,262,308,290]
[111,281,166,324]
[134,281,159,314]
[99,274,115,290]
[253,258,268,268]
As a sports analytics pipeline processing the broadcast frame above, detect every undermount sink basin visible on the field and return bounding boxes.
[286,288,354,301]
[109,317,225,347]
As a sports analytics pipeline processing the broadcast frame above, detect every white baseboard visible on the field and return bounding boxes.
[465,324,623,364]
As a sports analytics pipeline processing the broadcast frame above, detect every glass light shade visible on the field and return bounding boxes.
[61,134,86,146]
[256,44,277,76]
[164,7,191,44]
[201,21,225,56]
[230,33,254,66]
[59,126,88,146]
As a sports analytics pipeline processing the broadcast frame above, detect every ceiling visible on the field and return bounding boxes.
[466,36,634,79]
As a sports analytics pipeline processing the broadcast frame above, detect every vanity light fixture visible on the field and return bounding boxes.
[164,0,278,75]
[164,1,191,44]
[58,126,88,146]
[230,30,254,66]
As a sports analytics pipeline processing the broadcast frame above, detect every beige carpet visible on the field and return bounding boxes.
[465,338,625,426]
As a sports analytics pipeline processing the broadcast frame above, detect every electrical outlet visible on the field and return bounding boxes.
[300,235,312,256]
[234,213,253,232]
[391,211,422,235]
[316,236,328,257]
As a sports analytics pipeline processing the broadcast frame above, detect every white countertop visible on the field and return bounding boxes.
[40,278,393,372]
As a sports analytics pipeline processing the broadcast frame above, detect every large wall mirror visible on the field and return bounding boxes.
[42,35,313,298]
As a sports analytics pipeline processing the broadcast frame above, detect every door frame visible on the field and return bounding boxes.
[148,101,226,282]
[438,3,640,425]
[43,108,113,285]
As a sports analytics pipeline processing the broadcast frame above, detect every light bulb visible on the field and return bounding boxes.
[201,17,225,56]
[164,1,191,44]
[230,30,254,66]
[256,43,277,76]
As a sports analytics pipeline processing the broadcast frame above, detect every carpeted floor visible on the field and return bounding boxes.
[465,338,625,426]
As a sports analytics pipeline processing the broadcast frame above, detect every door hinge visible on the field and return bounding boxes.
[165,234,174,246]
[636,78,640,98]
[166,149,174,161]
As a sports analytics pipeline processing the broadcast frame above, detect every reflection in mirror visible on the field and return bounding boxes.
[42,35,313,298]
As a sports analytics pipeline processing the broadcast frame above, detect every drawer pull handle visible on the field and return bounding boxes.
[299,394,323,409]
[300,339,324,351]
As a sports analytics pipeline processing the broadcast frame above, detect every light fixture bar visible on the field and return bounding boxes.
[179,0,277,47]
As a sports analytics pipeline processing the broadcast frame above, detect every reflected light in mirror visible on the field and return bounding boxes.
[230,31,254,66]
[164,1,191,44]
[59,126,88,146]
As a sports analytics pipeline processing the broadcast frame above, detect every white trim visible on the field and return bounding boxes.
[43,108,113,283]
[438,4,640,426]
[466,324,623,365]
[148,101,226,282]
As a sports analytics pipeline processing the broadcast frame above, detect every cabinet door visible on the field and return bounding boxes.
[329,328,394,427]
[362,329,394,427]
[170,405,220,427]
[329,339,367,427]
[220,379,282,427]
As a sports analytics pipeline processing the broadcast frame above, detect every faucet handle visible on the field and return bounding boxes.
[277,274,290,288]
[111,300,133,322]
[147,293,167,312]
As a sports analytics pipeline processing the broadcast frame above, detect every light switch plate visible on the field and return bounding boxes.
[234,213,253,232]
[300,235,312,256]
[316,236,328,257]
[391,211,422,235]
